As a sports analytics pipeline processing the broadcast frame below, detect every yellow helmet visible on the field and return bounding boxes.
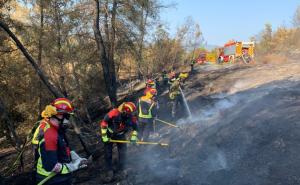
[118,102,136,114]
[145,88,157,98]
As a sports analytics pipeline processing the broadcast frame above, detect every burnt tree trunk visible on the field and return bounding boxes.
[0,20,64,98]
[54,0,68,97]
[93,0,117,107]
[137,2,149,80]
[38,0,45,112]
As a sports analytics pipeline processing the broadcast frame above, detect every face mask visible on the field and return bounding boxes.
[60,118,70,129]
[55,114,71,129]
[121,112,130,118]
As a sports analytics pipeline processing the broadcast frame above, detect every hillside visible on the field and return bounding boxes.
[115,61,300,185]
[3,60,300,185]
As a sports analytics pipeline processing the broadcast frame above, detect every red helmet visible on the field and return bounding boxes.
[120,102,136,114]
[52,98,74,114]
[146,79,155,85]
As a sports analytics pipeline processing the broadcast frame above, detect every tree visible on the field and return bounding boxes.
[176,17,204,61]
[135,0,160,79]
[0,20,64,98]
[293,5,300,28]
[93,0,118,107]
[259,23,273,54]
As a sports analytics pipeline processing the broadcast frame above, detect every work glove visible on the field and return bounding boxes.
[65,160,80,172]
[102,135,109,143]
[130,130,138,144]
[70,151,87,163]
[101,128,110,143]
[71,151,88,169]
[65,151,88,172]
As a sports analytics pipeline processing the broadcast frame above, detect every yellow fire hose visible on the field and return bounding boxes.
[155,118,180,128]
[37,172,56,185]
[109,139,169,147]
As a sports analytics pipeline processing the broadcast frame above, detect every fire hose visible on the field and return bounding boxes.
[37,172,56,185]
[155,118,181,129]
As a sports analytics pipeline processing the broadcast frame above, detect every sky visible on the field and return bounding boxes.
[160,0,300,46]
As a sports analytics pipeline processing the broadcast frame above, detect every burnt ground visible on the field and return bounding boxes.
[2,60,300,185]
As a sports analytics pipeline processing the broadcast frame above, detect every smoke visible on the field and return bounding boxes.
[176,94,239,127]
[126,96,239,184]
[127,79,300,185]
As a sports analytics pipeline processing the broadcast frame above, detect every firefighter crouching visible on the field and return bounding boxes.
[100,102,138,182]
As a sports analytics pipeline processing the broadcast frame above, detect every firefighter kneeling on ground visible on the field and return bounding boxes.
[32,98,87,185]
[169,76,183,119]
[137,88,158,141]
[100,102,138,182]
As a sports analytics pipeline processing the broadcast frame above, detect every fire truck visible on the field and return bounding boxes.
[218,41,255,64]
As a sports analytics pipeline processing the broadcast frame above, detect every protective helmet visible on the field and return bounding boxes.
[119,102,136,114]
[146,88,157,98]
[51,98,74,115]
[149,88,157,96]
[179,72,188,79]
[146,79,155,85]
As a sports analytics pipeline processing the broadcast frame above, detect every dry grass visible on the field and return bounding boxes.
[258,53,288,64]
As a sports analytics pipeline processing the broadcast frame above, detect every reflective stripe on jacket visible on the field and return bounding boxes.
[100,109,138,135]
[37,138,69,176]
[36,121,71,177]
[32,120,49,145]
[138,98,155,119]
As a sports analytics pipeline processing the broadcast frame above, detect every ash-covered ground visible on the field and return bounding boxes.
[119,61,300,185]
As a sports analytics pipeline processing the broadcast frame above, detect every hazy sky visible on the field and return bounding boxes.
[160,0,300,46]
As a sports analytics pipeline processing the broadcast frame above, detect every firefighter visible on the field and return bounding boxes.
[146,79,156,89]
[178,72,189,84]
[137,88,158,141]
[154,77,160,93]
[190,59,196,73]
[32,98,87,185]
[169,77,183,119]
[100,102,138,182]
[144,79,156,95]
[161,70,168,86]
[168,71,176,90]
